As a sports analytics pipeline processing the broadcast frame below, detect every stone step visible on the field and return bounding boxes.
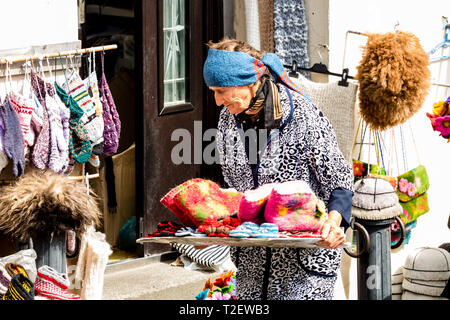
[102,254,221,300]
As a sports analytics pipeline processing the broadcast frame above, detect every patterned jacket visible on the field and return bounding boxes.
[215,83,354,300]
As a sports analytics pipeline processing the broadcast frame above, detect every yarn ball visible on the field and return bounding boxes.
[356,31,430,131]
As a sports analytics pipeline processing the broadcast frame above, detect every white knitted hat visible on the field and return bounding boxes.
[403,247,450,281]
[402,290,448,300]
[402,278,447,297]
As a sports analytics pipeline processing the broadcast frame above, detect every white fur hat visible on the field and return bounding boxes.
[403,247,450,281]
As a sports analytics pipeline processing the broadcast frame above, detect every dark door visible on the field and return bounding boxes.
[138,0,223,256]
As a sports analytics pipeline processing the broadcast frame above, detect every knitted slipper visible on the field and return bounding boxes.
[147,221,183,237]
[35,266,80,300]
[250,223,279,238]
[2,273,35,300]
[229,222,259,238]
[5,263,29,278]
[175,227,207,237]
[0,265,12,296]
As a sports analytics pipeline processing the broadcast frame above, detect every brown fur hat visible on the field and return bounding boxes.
[356,31,431,131]
[0,170,102,242]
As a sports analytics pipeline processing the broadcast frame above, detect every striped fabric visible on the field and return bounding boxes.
[63,70,104,146]
[172,244,230,268]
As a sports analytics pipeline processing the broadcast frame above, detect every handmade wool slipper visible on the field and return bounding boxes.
[147,221,183,237]
[175,227,207,237]
[250,223,279,238]
[34,266,80,300]
[2,273,35,300]
[278,230,322,239]
[5,263,29,278]
[238,183,275,224]
[229,222,259,238]
[0,265,12,296]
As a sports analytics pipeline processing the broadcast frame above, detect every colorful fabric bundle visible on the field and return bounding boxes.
[161,179,243,227]
[238,183,275,224]
[34,265,80,300]
[196,270,236,300]
[396,165,430,224]
[1,273,34,300]
[160,178,204,226]
[391,219,416,246]
[352,159,386,182]
[426,96,450,140]
[100,51,121,155]
[263,180,327,232]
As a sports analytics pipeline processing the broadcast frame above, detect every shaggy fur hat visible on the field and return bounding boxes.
[356,31,431,131]
[0,170,102,242]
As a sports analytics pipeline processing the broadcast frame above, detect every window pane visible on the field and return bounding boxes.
[163,0,188,107]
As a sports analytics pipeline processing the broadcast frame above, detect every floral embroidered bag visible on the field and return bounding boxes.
[396,165,430,224]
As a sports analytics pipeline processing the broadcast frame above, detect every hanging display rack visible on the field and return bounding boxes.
[0,44,117,65]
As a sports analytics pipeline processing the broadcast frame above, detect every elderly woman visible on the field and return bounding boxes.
[203,38,354,300]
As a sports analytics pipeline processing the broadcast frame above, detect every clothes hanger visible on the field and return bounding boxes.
[285,60,354,87]
[428,17,450,63]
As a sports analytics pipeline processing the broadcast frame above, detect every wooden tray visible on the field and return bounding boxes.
[137,236,352,249]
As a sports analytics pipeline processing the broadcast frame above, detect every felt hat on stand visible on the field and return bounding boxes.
[391,266,404,300]
[351,177,403,220]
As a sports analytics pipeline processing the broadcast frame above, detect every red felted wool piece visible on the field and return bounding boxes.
[160,179,203,226]
[172,179,243,226]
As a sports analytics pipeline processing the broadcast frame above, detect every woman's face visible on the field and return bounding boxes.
[209,85,255,114]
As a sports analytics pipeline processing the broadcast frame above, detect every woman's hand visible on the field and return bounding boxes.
[317,210,346,249]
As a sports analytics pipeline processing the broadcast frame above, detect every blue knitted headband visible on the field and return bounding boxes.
[203,48,302,94]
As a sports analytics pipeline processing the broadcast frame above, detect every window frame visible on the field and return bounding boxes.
[157,0,196,116]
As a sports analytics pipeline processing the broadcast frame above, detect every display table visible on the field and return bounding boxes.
[137,236,352,249]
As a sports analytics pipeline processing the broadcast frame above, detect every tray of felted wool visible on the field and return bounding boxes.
[138,179,351,249]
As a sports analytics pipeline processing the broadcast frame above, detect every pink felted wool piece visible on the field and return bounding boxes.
[238,183,275,224]
[264,180,327,232]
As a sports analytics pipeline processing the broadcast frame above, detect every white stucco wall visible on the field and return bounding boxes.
[0,0,78,51]
[329,1,450,299]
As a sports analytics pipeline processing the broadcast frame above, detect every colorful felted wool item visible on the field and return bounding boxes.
[355,31,431,131]
[100,51,121,155]
[263,180,327,232]
[2,273,34,300]
[34,265,80,300]
[396,165,430,224]
[172,179,243,226]
[352,159,386,182]
[160,178,204,226]
[238,183,275,224]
